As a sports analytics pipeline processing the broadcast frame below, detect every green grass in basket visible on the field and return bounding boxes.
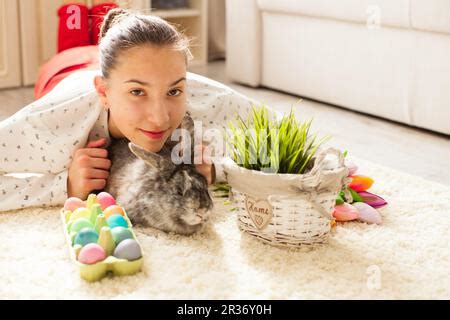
[226,104,330,174]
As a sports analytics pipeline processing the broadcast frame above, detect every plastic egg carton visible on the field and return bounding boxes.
[61,193,144,282]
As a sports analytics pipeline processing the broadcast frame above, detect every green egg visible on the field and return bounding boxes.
[70,218,94,233]
[111,227,134,245]
[69,208,91,223]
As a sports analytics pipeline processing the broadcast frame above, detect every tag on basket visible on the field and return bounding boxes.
[244,196,273,230]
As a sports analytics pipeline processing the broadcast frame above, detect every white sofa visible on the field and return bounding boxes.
[226,0,450,135]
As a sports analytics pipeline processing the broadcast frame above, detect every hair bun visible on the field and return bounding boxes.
[100,8,131,39]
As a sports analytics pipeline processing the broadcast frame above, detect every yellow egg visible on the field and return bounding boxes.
[69,207,91,223]
[104,205,126,219]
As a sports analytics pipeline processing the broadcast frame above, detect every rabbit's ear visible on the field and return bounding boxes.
[128,142,165,169]
[182,170,193,196]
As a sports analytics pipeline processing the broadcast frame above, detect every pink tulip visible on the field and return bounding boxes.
[333,203,359,222]
[353,202,382,224]
[358,191,387,208]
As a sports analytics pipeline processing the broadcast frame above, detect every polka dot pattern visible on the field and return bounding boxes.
[0,70,281,212]
[0,70,109,212]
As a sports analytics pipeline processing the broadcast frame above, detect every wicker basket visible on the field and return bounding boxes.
[223,148,350,248]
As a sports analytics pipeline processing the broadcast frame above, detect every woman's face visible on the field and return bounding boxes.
[94,45,187,153]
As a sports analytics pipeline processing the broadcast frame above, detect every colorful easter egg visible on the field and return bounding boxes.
[333,203,359,222]
[64,197,85,212]
[104,205,125,219]
[69,218,94,233]
[358,191,388,208]
[111,227,133,245]
[69,207,91,223]
[353,202,382,225]
[97,192,117,211]
[107,214,128,229]
[348,175,374,192]
[74,228,99,247]
[113,239,142,261]
[78,243,106,265]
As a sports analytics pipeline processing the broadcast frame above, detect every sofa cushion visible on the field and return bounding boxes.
[411,0,450,35]
[257,0,411,29]
[260,12,413,126]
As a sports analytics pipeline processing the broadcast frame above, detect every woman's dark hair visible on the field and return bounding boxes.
[99,8,193,78]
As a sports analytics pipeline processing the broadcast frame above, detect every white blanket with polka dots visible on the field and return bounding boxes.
[0,70,281,212]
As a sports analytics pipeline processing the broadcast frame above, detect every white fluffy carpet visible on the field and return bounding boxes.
[1,156,450,299]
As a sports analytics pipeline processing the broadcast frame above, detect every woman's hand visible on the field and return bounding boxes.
[194,144,215,185]
[67,138,111,200]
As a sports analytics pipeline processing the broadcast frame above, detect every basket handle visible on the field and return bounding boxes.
[288,148,349,219]
[310,147,346,175]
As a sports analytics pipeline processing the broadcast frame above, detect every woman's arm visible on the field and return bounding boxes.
[0,171,68,212]
[0,70,108,209]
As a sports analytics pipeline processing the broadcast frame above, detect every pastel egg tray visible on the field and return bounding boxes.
[61,192,144,282]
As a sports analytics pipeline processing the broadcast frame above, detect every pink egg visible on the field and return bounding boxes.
[77,243,106,265]
[64,197,85,212]
[97,192,117,211]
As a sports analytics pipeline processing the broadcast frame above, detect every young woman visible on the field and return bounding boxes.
[0,2,279,212]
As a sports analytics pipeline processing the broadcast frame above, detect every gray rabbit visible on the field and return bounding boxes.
[104,113,214,235]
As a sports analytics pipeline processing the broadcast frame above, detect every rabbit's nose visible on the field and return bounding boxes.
[197,208,208,219]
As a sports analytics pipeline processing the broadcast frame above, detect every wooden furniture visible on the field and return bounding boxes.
[0,0,21,88]
[0,0,208,89]
[121,0,209,66]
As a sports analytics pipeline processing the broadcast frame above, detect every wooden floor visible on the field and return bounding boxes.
[1,60,449,186]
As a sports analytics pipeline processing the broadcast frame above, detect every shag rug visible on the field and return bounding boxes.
[1,156,449,299]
